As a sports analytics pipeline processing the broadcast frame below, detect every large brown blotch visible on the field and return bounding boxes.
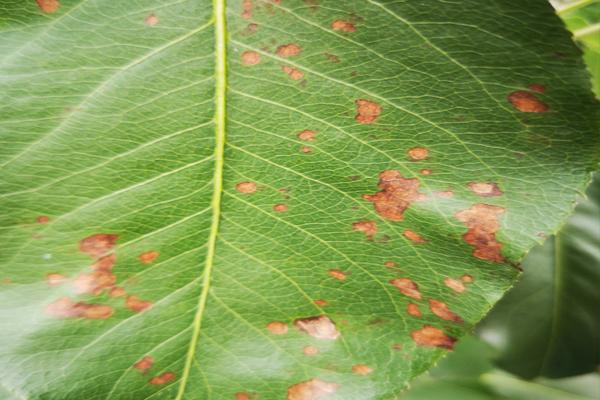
[79,233,119,257]
[287,378,339,400]
[363,170,424,221]
[455,204,505,263]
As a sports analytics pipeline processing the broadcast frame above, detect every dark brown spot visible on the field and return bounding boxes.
[236,182,257,193]
[241,0,253,19]
[298,130,316,141]
[46,273,65,286]
[294,316,340,340]
[384,261,396,268]
[134,356,154,374]
[390,278,421,300]
[407,303,422,317]
[411,325,456,349]
[352,364,372,375]
[80,234,119,257]
[139,251,160,264]
[444,277,465,293]
[36,215,50,224]
[352,220,377,240]
[403,230,426,244]
[392,343,403,351]
[408,147,429,161]
[460,274,474,283]
[276,43,302,57]
[282,65,304,80]
[331,20,356,32]
[148,372,175,385]
[324,53,340,63]
[355,99,381,124]
[429,299,463,323]
[455,204,505,263]
[287,378,339,400]
[508,91,549,113]
[313,299,328,306]
[419,169,432,175]
[91,254,116,272]
[468,182,503,197]
[362,170,424,221]
[46,297,113,319]
[241,51,261,66]
[528,83,546,93]
[73,271,116,295]
[109,286,126,297]
[303,345,319,355]
[273,204,288,212]
[267,321,288,335]
[36,0,59,13]
[125,295,153,313]
[144,14,158,26]
[328,269,346,280]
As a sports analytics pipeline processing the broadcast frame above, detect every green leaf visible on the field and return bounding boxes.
[478,173,600,379]
[0,1,598,399]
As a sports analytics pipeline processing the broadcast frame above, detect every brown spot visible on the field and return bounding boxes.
[468,182,503,197]
[236,182,257,193]
[384,261,396,268]
[408,147,429,161]
[91,254,116,272]
[273,204,288,212]
[444,277,465,293]
[298,130,316,141]
[36,215,50,224]
[80,234,119,257]
[403,230,426,244]
[331,20,356,32]
[287,378,339,400]
[352,220,377,239]
[46,273,65,286]
[455,204,505,263]
[235,393,251,400]
[429,299,463,323]
[144,14,158,26]
[411,325,456,350]
[282,65,304,80]
[355,99,381,124]
[133,356,154,374]
[241,51,261,66]
[303,345,319,356]
[419,169,432,175]
[508,91,549,113]
[460,274,474,283]
[125,295,153,313]
[36,0,59,13]
[313,299,328,306]
[148,372,175,385]
[407,303,422,317]
[241,0,253,19]
[435,190,454,198]
[352,364,373,375]
[46,297,113,319]
[244,23,258,35]
[362,170,424,222]
[390,278,421,300]
[294,316,340,340]
[392,343,403,351]
[267,321,288,335]
[276,43,302,57]
[324,53,340,63]
[73,271,116,295]
[328,269,346,280]
[109,286,126,298]
[528,84,546,93]
[301,146,312,154]
[139,251,160,264]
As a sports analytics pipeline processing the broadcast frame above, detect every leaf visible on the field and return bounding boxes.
[478,173,600,379]
[0,1,598,399]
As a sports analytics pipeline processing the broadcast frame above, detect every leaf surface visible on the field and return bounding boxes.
[0,1,598,399]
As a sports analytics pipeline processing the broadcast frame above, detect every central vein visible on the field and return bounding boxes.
[175,0,227,397]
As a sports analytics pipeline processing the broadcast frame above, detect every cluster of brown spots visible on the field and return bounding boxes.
[507,90,549,113]
[301,146,312,154]
[148,372,175,385]
[403,230,426,244]
[468,182,502,197]
[287,378,339,400]
[352,364,373,375]
[144,14,159,26]
[298,130,316,141]
[236,181,257,193]
[313,299,328,306]
[411,325,456,349]
[331,20,356,32]
[267,321,288,335]
[109,286,126,297]
[91,254,116,271]
[461,274,474,283]
[384,261,396,268]
[282,65,304,80]
[352,220,377,240]
[273,204,288,212]
[443,277,465,293]
[36,215,50,224]
[390,278,421,300]
[355,99,381,124]
[134,356,154,374]
[328,269,346,281]
[139,251,160,264]
[73,271,116,295]
[408,147,429,161]
[46,273,65,286]
[455,204,505,263]
[46,297,113,319]
[241,51,261,66]
[527,83,546,93]
[125,295,153,313]
[36,0,59,13]
[277,43,302,57]
[435,190,454,198]
[294,316,340,340]
[80,234,119,257]
[363,170,425,222]
[419,169,432,176]
[429,300,463,323]
[407,303,422,317]
[324,53,340,63]
[241,0,253,19]
[303,345,319,356]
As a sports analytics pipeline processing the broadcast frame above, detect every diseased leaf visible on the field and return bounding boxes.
[0,1,598,399]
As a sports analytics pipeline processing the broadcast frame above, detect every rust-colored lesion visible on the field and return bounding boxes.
[455,204,505,263]
[287,378,339,400]
[352,220,377,240]
[429,299,463,323]
[390,278,421,300]
[294,316,340,340]
[355,99,381,124]
[46,297,113,319]
[363,170,424,221]
[411,325,456,349]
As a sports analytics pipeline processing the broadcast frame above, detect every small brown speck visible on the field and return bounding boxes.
[435,190,454,198]
[528,84,546,93]
[144,14,158,26]
[36,215,50,224]
[235,393,251,400]
[244,23,258,35]
[301,146,312,154]
[46,273,65,286]
[331,20,356,32]
[355,99,381,124]
[125,295,153,313]
[324,53,340,63]
[468,182,503,197]
[352,220,377,240]
[282,65,304,80]
[460,274,474,283]
[508,91,549,113]
[133,356,154,374]
[109,286,126,298]
[36,0,59,13]
[139,251,159,264]
[273,204,288,212]
[267,321,288,335]
[404,230,426,244]
[407,303,422,317]
[390,278,421,300]
[429,299,463,323]
[384,261,396,268]
[303,345,319,355]
[236,182,257,193]
[444,277,465,293]
[287,378,339,400]
[148,372,175,385]
[241,51,261,66]
[298,130,316,141]
[313,299,328,306]
[294,315,340,340]
[408,147,429,161]
[419,169,432,175]
[277,43,302,57]
[392,343,403,351]
[328,269,346,281]
[352,364,372,375]
[411,325,456,349]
